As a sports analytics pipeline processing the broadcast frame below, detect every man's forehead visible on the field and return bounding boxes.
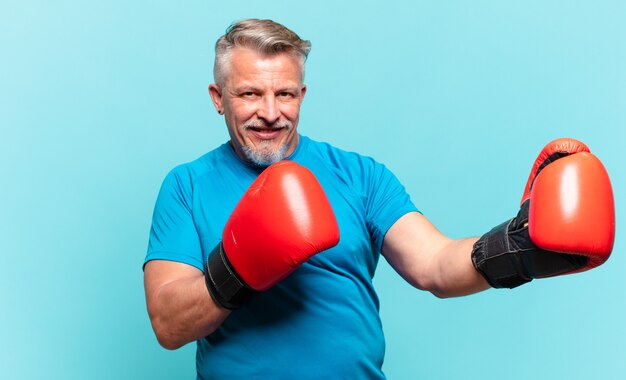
[229,47,300,65]
[225,48,303,82]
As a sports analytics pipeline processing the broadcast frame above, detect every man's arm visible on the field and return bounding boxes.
[383,138,614,295]
[144,162,340,349]
[382,211,489,298]
[144,260,231,350]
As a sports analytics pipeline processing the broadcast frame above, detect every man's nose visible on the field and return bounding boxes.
[257,95,280,124]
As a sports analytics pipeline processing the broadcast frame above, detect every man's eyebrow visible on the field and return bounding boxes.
[229,84,300,93]
[231,85,258,92]
[276,85,300,92]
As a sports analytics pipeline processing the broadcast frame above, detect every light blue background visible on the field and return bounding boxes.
[2,1,624,379]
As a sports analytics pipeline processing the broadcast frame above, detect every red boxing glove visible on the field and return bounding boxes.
[529,150,615,272]
[205,161,340,309]
[520,138,591,206]
[472,138,615,288]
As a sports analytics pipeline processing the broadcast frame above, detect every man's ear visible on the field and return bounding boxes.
[300,84,307,101]
[208,84,224,114]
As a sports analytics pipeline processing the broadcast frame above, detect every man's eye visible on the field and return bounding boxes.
[242,92,255,97]
[278,92,294,98]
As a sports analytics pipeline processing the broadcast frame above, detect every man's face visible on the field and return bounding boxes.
[209,47,306,166]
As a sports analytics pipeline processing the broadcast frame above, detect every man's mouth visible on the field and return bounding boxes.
[247,127,284,140]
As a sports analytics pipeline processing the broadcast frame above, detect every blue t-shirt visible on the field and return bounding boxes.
[145,135,418,379]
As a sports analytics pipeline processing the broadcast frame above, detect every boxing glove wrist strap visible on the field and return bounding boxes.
[204,243,258,310]
[471,218,533,289]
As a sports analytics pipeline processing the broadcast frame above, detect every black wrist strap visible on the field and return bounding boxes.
[471,218,533,289]
[204,243,258,310]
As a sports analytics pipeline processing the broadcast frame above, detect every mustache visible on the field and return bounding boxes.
[243,119,293,130]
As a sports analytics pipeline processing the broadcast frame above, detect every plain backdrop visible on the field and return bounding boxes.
[1,1,624,379]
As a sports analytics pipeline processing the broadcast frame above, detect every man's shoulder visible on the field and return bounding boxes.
[165,143,233,186]
[301,136,384,176]
[298,136,395,195]
[302,136,378,166]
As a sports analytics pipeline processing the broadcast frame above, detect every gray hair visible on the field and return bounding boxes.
[213,19,312,87]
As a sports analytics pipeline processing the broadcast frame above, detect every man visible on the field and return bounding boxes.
[144,19,614,379]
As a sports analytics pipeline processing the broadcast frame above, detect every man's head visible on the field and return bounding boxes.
[213,19,311,88]
[209,19,311,166]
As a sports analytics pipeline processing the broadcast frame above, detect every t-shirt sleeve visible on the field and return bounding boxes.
[144,166,204,272]
[363,159,419,252]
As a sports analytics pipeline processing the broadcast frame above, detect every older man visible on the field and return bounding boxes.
[143,19,614,379]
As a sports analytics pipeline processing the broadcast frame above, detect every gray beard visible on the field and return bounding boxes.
[241,139,289,167]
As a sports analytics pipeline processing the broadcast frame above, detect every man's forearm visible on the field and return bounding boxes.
[145,262,231,350]
[382,212,489,298]
[431,237,490,298]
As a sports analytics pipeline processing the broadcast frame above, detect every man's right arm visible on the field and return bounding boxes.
[144,260,231,350]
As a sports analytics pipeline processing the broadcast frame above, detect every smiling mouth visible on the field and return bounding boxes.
[248,127,284,140]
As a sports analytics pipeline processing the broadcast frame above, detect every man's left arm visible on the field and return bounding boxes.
[382,211,488,298]
[382,138,615,297]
